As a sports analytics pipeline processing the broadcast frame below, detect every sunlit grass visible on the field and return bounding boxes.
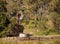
[0,38,60,44]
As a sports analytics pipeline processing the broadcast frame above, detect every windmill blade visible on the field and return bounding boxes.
[19,14,24,21]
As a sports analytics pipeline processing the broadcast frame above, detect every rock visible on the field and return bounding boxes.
[19,33,27,37]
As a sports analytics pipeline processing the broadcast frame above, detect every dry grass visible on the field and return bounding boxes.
[0,37,60,44]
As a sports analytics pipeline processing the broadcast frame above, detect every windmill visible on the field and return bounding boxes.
[6,11,24,37]
[15,11,24,36]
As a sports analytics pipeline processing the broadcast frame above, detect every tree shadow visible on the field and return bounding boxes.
[6,24,24,37]
[18,24,24,33]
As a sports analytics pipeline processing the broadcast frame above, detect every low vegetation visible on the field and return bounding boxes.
[0,0,60,37]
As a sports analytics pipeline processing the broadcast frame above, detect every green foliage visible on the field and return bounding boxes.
[0,0,60,37]
[0,0,10,37]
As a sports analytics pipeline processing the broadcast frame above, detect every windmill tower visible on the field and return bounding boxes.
[16,11,24,36]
